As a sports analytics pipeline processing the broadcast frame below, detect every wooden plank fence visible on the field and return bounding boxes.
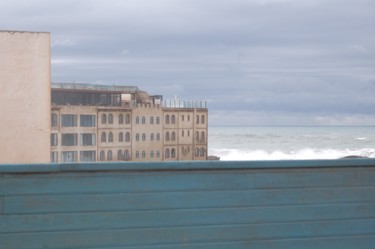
[1,159,375,249]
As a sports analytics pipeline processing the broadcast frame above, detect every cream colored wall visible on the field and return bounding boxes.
[0,31,50,163]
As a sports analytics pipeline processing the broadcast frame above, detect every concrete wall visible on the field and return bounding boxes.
[1,159,374,249]
[0,31,51,163]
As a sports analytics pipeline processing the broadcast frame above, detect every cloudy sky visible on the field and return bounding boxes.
[1,0,375,126]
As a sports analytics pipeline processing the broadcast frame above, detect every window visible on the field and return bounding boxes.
[156,117,160,124]
[136,133,140,141]
[165,132,170,141]
[201,131,205,142]
[157,133,161,141]
[51,113,58,128]
[61,133,78,146]
[101,114,107,124]
[136,116,140,124]
[171,115,175,124]
[124,150,130,161]
[125,132,130,142]
[165,148,170,158]
[80,115,96,127]
[101,132,106,142]
[119,132,123,142]
[150,133,154,141]
[50,152,58,163]
[171,132,176,141]
[195,131,199,143]
[188,130,190,137]
[136,151,140,158]
[125,114,130,124]
[118,150,123,160]
[142,116,146,124]
[150,116,154,124]
[62,151,77,162]
[51,133,58,146]
[142,133,146,141]
[182,130,184,137]
[201,115,205,124]
[196,115,199,124]
[107,150,112,161]
[200,148,205,157]
[150,151,154,158]
[119,114,123,124]
[108,114,113,124]
[195,148,199,157]
[165,115,170,124]
[80,133,96,146]
[157,151,161,158]
[171,148,176,158]
[182,115,184,122]
[108,132,113,142]
[80,151,96,162]
[142,151,146,158]
[61,114,77,127]
[100,150,105,161]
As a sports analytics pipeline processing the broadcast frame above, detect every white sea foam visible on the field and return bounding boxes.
[210,148,375,161]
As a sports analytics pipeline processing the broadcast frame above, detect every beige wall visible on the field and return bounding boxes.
[0,31,51,163]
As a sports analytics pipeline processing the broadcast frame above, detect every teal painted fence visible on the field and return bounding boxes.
[1,159,375,249]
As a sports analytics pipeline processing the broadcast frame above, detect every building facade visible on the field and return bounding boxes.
[50,83,208,163]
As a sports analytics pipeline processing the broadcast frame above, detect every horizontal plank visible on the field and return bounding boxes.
[71,235,375,249]
[4,187,375,214]
[1,159,374,174]
[0,171,255,196]
[1,203,375,233]
[255,168,374,189]
[1,219,375,249]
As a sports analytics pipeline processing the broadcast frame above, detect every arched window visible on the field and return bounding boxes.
[119,114,123,124]
[150,151,154,158]
[101,114,107,124]
[157,151,161,158]
[157,133,161,141]
[201,115,205,124]
[136,133,140,141]
[165,132,170,141]
[142,133,146,141]
[108,114,113,124]
[107,150,112,161]
[119,132,123,142]
[125,132,130,142]
[165,148,170,158]
[171,115,175,124]
[125,114,130,124]
[100,150,105,161]
[101,132,106,142]
[136,151,140,158]
[142,151,146,158]
[171,131,176,141]
[195,131,199,143]
[200,148,205,157]
[142,116,146,124]
[150,133,154,141]
[195,148,199,157]
[124,150,130,161]
[118,150,123,160]
[136,116,140,124]
[201,131,205,142]
[196,115,199,124]
[156,117,160,124]
[150,116,154,124]
[165,115,170,124]
[108,132,113,142]
[171,148,176,158]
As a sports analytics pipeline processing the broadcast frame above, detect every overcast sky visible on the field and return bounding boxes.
[1,0,375,126]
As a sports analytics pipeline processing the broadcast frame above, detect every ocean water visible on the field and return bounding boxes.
[208,126,375,160]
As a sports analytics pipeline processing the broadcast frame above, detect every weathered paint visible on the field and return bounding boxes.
[0,159,374,249]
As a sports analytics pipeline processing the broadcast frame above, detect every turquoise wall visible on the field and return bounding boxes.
[1,159,375,248]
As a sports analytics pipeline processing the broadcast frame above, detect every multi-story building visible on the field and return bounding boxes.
[50,82,208,163]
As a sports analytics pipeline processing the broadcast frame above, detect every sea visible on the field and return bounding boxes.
[208,126,375,161]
